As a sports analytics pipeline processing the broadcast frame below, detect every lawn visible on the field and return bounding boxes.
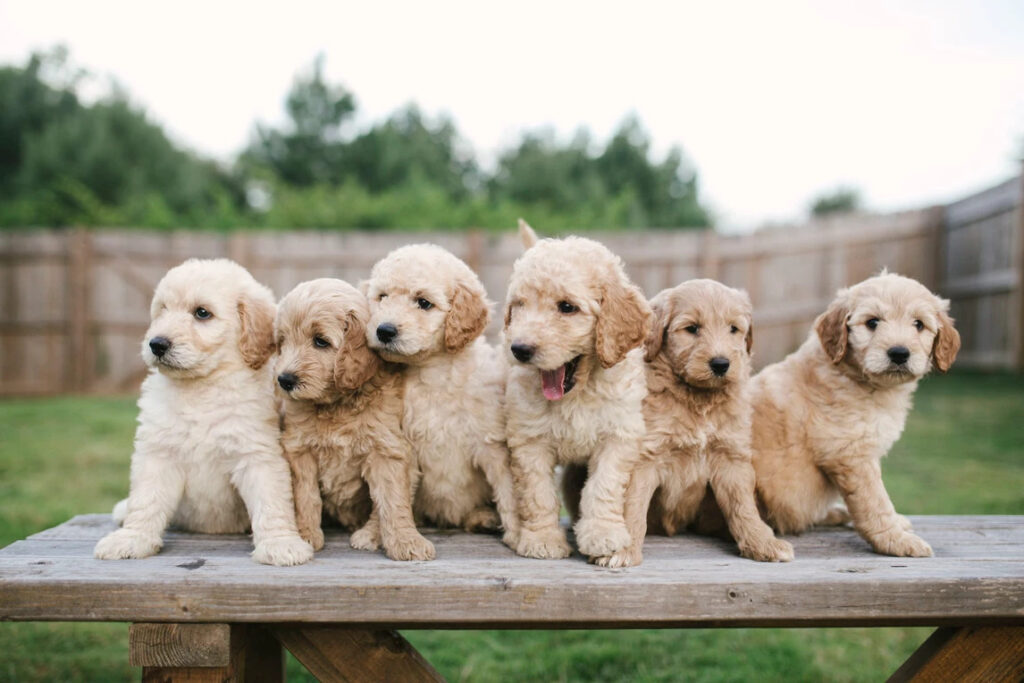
[1,371,1022,682]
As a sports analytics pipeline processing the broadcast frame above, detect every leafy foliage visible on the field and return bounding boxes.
[1,49,712,231]
[809,186,862,217]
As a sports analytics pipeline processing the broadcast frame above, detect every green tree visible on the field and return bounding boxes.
[809,187,862,217]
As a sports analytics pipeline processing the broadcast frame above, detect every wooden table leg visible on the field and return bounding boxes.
[130,623,283,683]
[272,626,444,683]
[888,626,1024,683]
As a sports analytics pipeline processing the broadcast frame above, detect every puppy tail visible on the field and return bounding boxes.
[111,498,129,525]
[518,218,538,249]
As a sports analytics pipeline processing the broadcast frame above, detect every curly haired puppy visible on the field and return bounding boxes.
[752,272,960,557]
[275,278,435,561]
[365,244,521,546]
[593,280,794,567]
[94,259,313,566]
[504,221,652,559]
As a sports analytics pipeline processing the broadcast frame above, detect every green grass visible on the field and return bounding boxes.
[1,371,1022,681]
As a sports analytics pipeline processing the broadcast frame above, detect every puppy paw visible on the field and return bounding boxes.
[573,518,631,557]
[463,506,501,532]
[299,526,324,552]
[872,531,933,558]
[739,535,794,562]
[515,528,571,559]
[384,532,436,561]
[895,514,914,532]
[592,546,643,568]
[252,535,314,566]
[501,528,521,551]
[94,529,162,560]
[350,526,381,552]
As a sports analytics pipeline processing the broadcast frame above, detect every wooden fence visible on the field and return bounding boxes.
[1,174,1020,396]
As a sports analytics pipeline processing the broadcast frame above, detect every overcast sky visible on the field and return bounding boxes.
[2,0,1022,229]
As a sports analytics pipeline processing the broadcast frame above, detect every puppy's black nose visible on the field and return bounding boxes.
[887,346,911,365]
[277,372,298,392]
[376,322,398,343]
[511,343,536,363]
[709,357,730,376]
[149,337,171,357]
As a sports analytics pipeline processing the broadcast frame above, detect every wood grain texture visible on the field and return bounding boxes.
[2,515,1023,628]
[273,626,444,683]
[888,626,1024,682]
[130,623,231,667]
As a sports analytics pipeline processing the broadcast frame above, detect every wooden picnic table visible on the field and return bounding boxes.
[1,514,1022,682]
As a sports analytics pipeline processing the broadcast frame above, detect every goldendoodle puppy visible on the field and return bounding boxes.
[275,278,435,561]
[365,244,521,546]
[504,221,652,559]
[592,280,794,567]
[94,259,313,566]
[752,272,960,557]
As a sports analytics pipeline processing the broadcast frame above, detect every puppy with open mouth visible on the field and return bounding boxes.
[503,221,652,559]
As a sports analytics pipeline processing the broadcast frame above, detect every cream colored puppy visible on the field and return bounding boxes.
[593,280,793,567]
[276,279,435,562]
[365,245,521,546]
[505,222,652,559]
[94,259,313,566]
[752,272,960,557]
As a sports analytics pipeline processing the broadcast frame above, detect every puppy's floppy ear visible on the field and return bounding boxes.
[931,306,961,373]
[334,309,381,391]
[745,316,755,355]
[445,282,489,353]
[597,276,653,368]
[237,293,277,370]
[815,299,849,364]
[644,291,671,362]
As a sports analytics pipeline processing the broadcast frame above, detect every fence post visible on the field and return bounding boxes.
[465,228,484,275]
[1016,164,1024,370]
[699,229,720,281]
[66,228,93,393]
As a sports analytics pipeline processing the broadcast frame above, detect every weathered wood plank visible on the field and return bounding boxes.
[888,626,1024,682]
[2,515,1022,627]
[274,627,444,683]
[130,623,231,667]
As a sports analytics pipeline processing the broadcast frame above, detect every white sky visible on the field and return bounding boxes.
[1,0,1022,230]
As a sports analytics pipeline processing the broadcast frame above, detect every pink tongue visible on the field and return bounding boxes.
[541,365,566,400]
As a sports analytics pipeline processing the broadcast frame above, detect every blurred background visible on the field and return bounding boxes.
[1,1,1022,681]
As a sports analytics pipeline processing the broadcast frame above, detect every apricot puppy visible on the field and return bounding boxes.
[752,272,960,557]
[504,222,651,559]
[275,278,435,561]
[365,244,520,546]
[594,280,793,567]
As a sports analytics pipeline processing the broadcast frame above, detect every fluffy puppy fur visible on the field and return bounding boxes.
[365,245,521,545]
[752,272,960,557]
[275,278,435,561]
[504,221,652,559]
[94,259,313,566]
[592,280,793,567]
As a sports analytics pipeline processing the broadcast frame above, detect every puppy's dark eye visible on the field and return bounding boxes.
[194,307,212,320]
[313,336,330,349]
[913,319,924,331]
[730,325,740,334]
[417,298,434,310]
[685,324,700,335]
[378,293,387,301]
[866,318,879,331]
[557,301,578,314]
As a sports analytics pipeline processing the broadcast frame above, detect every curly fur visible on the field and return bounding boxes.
[94,259,313,566]
[275,278,435,562]
[503,223,652,559]
[365,245,520,545]
[751,271,961,557]
[591,280,793,567]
